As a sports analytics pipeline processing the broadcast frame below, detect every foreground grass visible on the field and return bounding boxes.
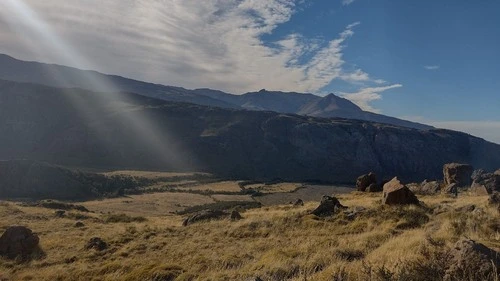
[0,191,498,280]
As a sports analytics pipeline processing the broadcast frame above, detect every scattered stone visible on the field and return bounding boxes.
[382,177,419,205]
[365,183,382,192]
[488,192,500,206]
[0,226,40,259]
[75,221,85,228]
[442,183,458,195]
[443,163,473,187]
[182,210,228,226]
[356,172,377,192]
[85,237,107,251]
[293,198,304,206]
[311,195,347,217]
[344,206,366,220]
[54,210,66,218]
[444,239,500,281]
[230,210,242,221]
[417,180,441,195]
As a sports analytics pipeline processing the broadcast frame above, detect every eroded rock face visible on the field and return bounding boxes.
[444,239,500,281]
[0,226,40,259]
[182,210,229,226]
[356,173,377,192]
[443,163,473,187]
[382,177,419,205]
[410,180,441,195]
[311,196,347,217]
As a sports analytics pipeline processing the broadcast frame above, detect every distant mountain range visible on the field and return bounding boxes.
[1,79,499,183]
[0,54,431,130]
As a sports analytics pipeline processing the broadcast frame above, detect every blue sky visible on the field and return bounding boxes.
[0,0,499,143]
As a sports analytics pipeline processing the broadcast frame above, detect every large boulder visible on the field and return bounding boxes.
[356,172,377,192]
[382,177,419,205]
[311,195,347,217]
[413,180,441,195]
[182,210,229,226]
[471,171,500,194]
[444,239,500,281]
[0,226,40,259]
[443,163,473,187]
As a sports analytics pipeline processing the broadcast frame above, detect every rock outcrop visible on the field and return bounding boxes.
[311,196,347,217]
[409,180,441,195]
[182,210,229,226]
[443,163,473,187]
[356,173,377,192]
[382,177,419,205]
[0,226,40,259]
[471,170,500,194]
[444,239,500,281]
[489,192,500,206]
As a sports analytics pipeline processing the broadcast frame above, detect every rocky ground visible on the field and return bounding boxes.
[0,171,499,280]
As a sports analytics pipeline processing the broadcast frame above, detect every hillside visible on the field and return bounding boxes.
[0,80,499,183]
[0,54,430,130]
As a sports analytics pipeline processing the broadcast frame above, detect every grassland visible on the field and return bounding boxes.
[0,180,499,281]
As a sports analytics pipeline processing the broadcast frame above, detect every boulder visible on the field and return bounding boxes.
[382,177,419,205]
[85,237,107,251]
[443,163,473,187]
[488,192,500,206]
[444,239,500,281]
[311,195,347,217]
[419,180,441,194]
[365,183,382,193]
[471,169,486,181]
[0,226,40,259]
[293,198,304,206]
[356,172,377,192]
[182,210,228,226]
[230,210,242,221]
[471,172,500,194]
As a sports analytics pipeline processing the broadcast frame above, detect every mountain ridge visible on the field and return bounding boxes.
[0,54,431,130]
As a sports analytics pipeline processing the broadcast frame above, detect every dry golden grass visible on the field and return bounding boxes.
[0,189,498,281]
[181,181,243,193]
[103,170,205,179]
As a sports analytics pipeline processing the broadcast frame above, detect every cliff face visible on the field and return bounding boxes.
[1,80,499,183]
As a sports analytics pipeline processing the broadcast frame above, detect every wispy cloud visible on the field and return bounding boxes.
[342,0,357,6]
[0,1,386,95]
[340,84,403,113]
[424,65,440,70]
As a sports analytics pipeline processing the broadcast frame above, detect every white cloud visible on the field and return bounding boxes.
[342,0,357,6]
[424,65,440,70]
[0,0,386,95]
[340,84,403,113]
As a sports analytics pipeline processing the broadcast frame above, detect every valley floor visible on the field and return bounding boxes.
[0,180,499,281]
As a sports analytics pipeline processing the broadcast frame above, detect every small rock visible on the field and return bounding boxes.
[54,210,66,218]
[230,210,242,221]
[0,226,40,259]
[382,177,419,205]
[365,183,382,192]
[293,198,304,206]
[182,210,228,226]
[85,237,107,251]
[74,221,85,228]
[488,192,500,206]
[311,195,347,217]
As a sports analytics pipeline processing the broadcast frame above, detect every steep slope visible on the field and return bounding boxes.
[0,80,498,183]
[1,54,430,129]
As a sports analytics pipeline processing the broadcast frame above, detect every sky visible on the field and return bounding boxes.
[0,0,499,143]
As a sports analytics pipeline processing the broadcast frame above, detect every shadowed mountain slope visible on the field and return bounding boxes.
[0,80,498,184]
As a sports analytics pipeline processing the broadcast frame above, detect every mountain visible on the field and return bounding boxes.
[1,79,498,183]
[0,54,431,130]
